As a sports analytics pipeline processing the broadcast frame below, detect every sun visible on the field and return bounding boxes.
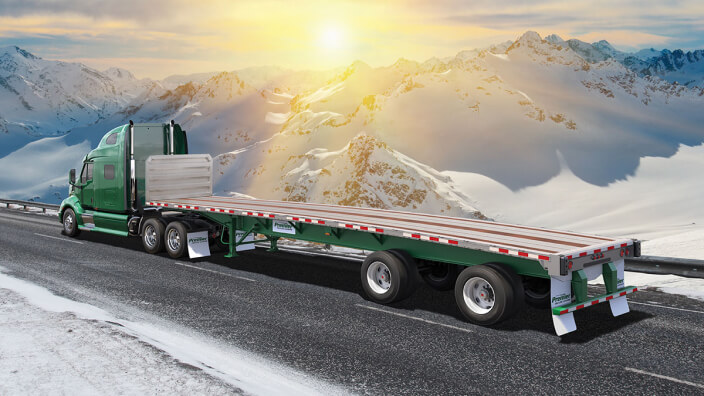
[319,24,346,50]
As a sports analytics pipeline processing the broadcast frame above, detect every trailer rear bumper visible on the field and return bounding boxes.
[552,286,637,315]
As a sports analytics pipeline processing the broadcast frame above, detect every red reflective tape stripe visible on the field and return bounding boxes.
[345,224,353,228]
[229,210,235,214]
[579,252,587,257]
[292,217,299,221]
[559,309,568,315]
[576,304,585,310]
[220,209,225,212]
[567,255,572,259]
[448,240,459,245]
[194,206,199,210]
[594,249,601,253]
[305,219,312,223]
[429,236,439,242]
[360,226,368,231]
[518,251,528,257]
[411,234,421,238]
[258,213,264,216]
[376,228,384,233]
[318,220,325,225]
[621,243,627,247]
[538,255,550,260]
[607,246,614,250]
[591,300,599,305]
[606,295,613,301]
[620,291,627,296]
[499,248,509,254]
[269,214,275,218]
[633,287,638,292]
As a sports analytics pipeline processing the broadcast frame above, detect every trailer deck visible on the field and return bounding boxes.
[146,195,635,271]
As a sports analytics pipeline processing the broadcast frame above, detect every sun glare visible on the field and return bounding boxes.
[319,24,346,50]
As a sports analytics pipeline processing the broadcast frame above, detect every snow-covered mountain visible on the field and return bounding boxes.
[545,35,704,87]
[0,46,152,155]
[1,33,703,247]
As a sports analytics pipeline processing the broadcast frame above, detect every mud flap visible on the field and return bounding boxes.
[551,275,576,336]
[610,259,630,317]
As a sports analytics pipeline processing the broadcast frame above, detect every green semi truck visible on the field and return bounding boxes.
[59,121,641,336]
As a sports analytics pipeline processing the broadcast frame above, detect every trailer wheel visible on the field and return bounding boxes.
[62,208,80,237]
[454,265,516,326]
[361,251,412,304]
[164,221,188,259]
[421,262,459,291]
[142,218,165,254]
[485,262,524,316]
[523,276,550,308]
[387,249,420,299]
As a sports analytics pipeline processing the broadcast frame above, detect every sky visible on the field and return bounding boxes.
[0,0,702,79]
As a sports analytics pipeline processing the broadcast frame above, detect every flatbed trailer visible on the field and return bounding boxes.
[59,122,641,336]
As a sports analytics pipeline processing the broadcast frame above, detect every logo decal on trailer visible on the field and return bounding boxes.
[273,220,296,235]
[551,294,571,304]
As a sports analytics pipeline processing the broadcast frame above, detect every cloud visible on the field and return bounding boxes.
[0,0,189,20]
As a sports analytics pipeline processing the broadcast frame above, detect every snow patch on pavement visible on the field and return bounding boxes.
[0,268,348,395]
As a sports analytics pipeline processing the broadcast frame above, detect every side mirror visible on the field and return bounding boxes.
[69,169,76,185]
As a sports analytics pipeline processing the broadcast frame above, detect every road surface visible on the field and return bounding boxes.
[1,207,703,394]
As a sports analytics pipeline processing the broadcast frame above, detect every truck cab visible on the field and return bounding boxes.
[60,121,188,236]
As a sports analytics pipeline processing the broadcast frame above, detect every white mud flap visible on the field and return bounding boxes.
[551,275,576,336]
[187,231,211,258]
[610,259,630,317]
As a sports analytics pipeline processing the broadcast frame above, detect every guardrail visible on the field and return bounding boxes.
[0,198,59,213]
[2,198,703,278]
[626,256,704,279]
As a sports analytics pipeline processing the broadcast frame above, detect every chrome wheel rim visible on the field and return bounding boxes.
[367,261,391,294]
[144,224,157,248]
[63,212,74,232]
[167,228,181,252]
[463,277,495,314]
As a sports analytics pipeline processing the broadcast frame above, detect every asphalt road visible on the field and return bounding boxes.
[1,207,703,395]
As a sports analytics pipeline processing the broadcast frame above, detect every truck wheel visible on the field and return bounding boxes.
[164,221,188,259]
[142,218,164,254]
[523,276,550,308]
[454,265,516,326]
[361,250,412,304]
[421,262,459,291]
[62,208,80,237]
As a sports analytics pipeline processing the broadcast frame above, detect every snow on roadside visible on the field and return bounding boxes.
[0,269,349,396]
[590,271,704,302]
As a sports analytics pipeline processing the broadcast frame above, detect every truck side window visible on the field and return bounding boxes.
[81,163,94,183]
[104,164,114,180]
[81,164,88,183]
[106,133,118,145]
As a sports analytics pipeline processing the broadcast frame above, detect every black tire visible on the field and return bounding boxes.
[523,276,550,308]
[164,221,188,259]
[142,218,165,254]
[421,262,459,291]
[485,262,524,316]
[454,265,516,326]
[361,250,412,304]
[62,208,80,237]
[387,249,420,299]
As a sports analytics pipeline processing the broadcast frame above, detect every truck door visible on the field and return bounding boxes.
[79,162,95,209]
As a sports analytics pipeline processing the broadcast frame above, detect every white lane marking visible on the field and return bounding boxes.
[34,233,84,244]
[174,261,256,282]
[625,367,704,389]
[630,301,704,315]
[355,304,473,333]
